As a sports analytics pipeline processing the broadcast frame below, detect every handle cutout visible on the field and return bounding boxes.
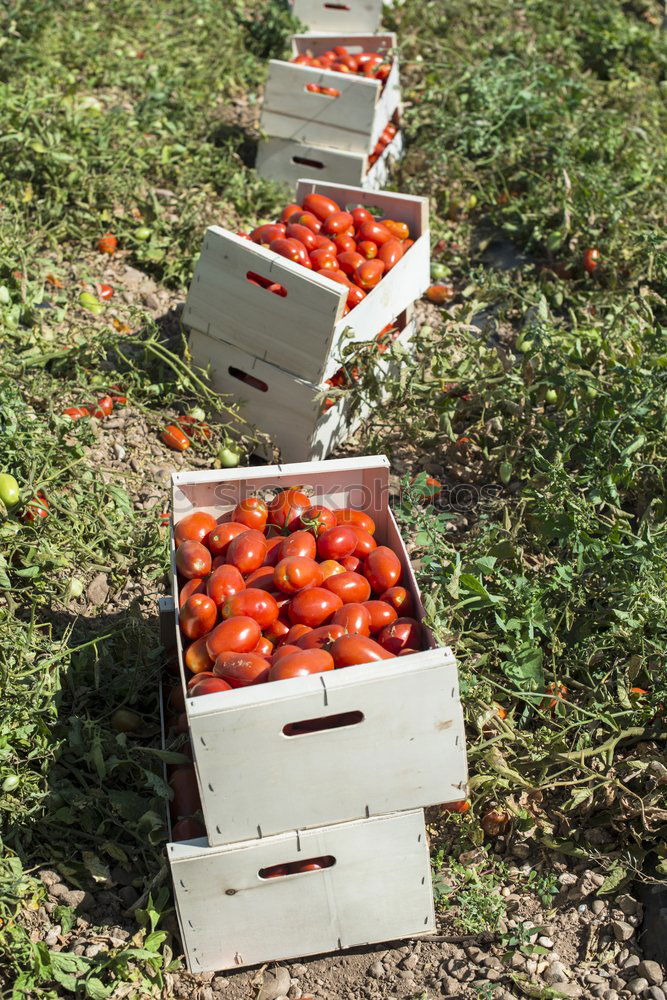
[292,155,325,169]
[246,271,287,297]
[324,2,351,8]
[283,710,364,737]
[259,855,336,879]
[228,366,268,393]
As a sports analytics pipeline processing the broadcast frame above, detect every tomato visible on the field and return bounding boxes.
[255,636,274,657]
[442,800,470,814]
[279,530,317,560]
[162,424,190,451]
[0,473,20,508]
[348,525,376,559]
[179,594,217,640]
[268,648,334,681]
[286,223,318,252]
[22,492,49,522]
[206,616,261,658]
[62,406,89,420]
[226,529,268,574]
[179,577,205,608]
[284,623,313,645]
[333,233,357,254]
[264,618,290,645]
[355,259,385,289]
[267,488,311,531]
[271,643,302,663]
[324,571,371,604]
[244,565,277,591]
[262,864,289,878]
[222,588,279,629]
[96,233,117,254]
[289,211,322,233]
[310,248,338,271]
[208,521,247,558]
[172,818,206,841]
[480,809,510,836]
[176,540,212,579]
[346,283,366,308]
[317,525,357,561]
[379,219,408,241]
[280,203,302,223]
[337,250,365,277]
[269,237,305,264]
[357,240,378,259]
[378,239,403,272]
[377,616,422,654]
[175,511,217,547]
[319,559,345,581]
[251,223,286,245]
[426,284,454,305]
[274,556,324,595]
[583,247,600,273]
[363,600,398,634]
[364,546,401,593]
[169,765,201,818]
[380,586,414,616]
[184,635,215,674]
[351,207,373,228]
[358,220,392,245]
[332,602,371,636]
[302,193,341,221]
[330,635,394,668]
[340,555,361,573]
[288,587,343,627]
[190,675,233,698]
[206,564,245,607]
[296,504,336,537]
[213,650,270,686]
[295,624,345,650]
[312,234,338,254]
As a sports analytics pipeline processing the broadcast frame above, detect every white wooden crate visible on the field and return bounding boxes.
[169,457,468,847]
[168,809,434,973]
[290,0,384,32]
[189,307,415,462]
[261,33,400,155]
[183,177,427,387]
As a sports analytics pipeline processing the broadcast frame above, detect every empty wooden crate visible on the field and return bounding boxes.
[289,0,384,33]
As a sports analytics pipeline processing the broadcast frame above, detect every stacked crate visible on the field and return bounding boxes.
[183,178,430,462]
[257,33,401,189]
[289,0,384,32]
[161,455,468,973]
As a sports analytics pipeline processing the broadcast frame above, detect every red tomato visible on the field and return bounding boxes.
[355,259,385,289]
[233,496,268,532]
[330,635,394,668]
[179,577,205,608]
[348,525,377,559]
[279,530,317,560]
[271,643,302,663]
[172,818,206,841]
[357,240,378,259]
[286,223,318,252]
[206,564,245,607]
[378,239,403,271]
[377,616,422,654]
[63,406,89,420]
[302,193,341,221]
[363,600,398,633]
[319,559,345,580]
[364,546,402,592]
[380,586,414,616]
[288,588,343,627]
[334,509,376,535]
[255,636,274,657]
[426,284,454,305]
[333,233,357,254]
[179,594,217,640]
[284,623,313,645]
[264,618,290,644]
[317,525,357,561]
[337,250,366,277]
[208,521,248,557]
[244,565,277,591]
[332,602,371,636]
[312,234,338,254]
[296,504,336,537]
[206,616,261,658]
[274,556,324,595]
[583,247,600,273]
[95,394,114,416]
[269,237,305,264]
[264,535,285,565]
[262,864,289,878]
[296,624,345,649]
[251,223,286,245]
[280,203,302,223]
[190,676,233,697]
[185,635,215,674]
[358,220,392,245]
[324,571,371,604]
[323,211,354,236]
[162,424,190,451]
[340,555,361,573]
[169,765,201,818]
[267,488,311,530]
[174,511,217,547]
[226,529,268,574]
[222,588,279,629]
[346,283,366,308]
[96,233,118,254]
[289,211,322,233]
[213,650,270,686]
[382,220,409,241]
[351,207,373,228]
[268,648,334,681]
[176,540,212,580]
[310,248,339,271]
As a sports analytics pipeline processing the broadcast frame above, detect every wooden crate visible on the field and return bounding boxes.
[261,33,400,155]
[168,809,434,973]
[289,0,384,33]
[168,457,468,847]
[189,307,415,462]
[182,177,427,387]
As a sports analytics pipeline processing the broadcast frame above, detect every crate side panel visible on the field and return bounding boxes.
[256,137,366,188]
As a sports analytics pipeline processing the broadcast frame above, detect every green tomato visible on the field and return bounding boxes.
[515,336,533,353]
[79,291,104,315]
[430,262,450,280]
[134,227,152,241]
[0,473,20,507]
[585,385,598,399]
[218,446,241,468]
[68,577,84,599]
[545,388,558,405]
[499,462,513,485]
[0,286,10,305]
[2,774,20,793]
[111,709,142,733]
[189,406,206,422]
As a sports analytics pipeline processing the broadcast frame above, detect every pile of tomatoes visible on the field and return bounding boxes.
[62,392,126,421]
[368,120,398,167]
[292,44,392,84]
[240,192,413,312]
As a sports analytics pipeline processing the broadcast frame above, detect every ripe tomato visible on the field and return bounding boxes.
[162,424,190,451]
[281,203,302,223]
[95,394,114,416]
[289,211,322,233]
[332,602,371,636]
[274,556,324,595]
[319,559,345,581]
[184,635,215,674]
[269,237,305,264]
[261,864,289,878]
[255,636,274,657]
[377,616,422,654]
[22,492,49,522]
[312,234,338,254]
[208,521,248,557]
[251,223,286,245]
[358,220,392,245]
[351,206,373,227]
[233,496,268,532]
[179,577,205,608]
[206,564,245,607]
[363,600,398,633]
[380,586,414,616]
[63,406,89,420]
[310,248,339,271]
[296,624,345,649]
[286,223,318,252]
[334,509,376,535]
[264,618,290,644]
[330,634,394,668]
[279,530,317,560]
[348,524,376,559]
[337,250,365,277]
[296,504,336,537]
[382,220,409,241]
[583,247,600,273]
[172,818,206,841]
[174,511,217,547]
[442,800,470,814]
[97,233,117,254]
[206,616,261,658]
[263,535,284,565]
[302,193,341,221]
[324,571,371,604]
[268,648,334,681]
[244,565,277,591]
[222,588,279,629]
[213,650,270,686]
[268,488,311,531]
[190,675,233,698]
[333,233,357,254]
[317,525,357,561]
[357,240,378,259]
[176,540,212,579]
[340,555,361,573]
[169,765,201,818]
[378,239,403,271]
[226,529,268,574]
[179,594,217,640]
[271,643,302,663]
[288,587,343,627]
[355,259,385,289]
[284,623,313,645]
[364,546,402,592]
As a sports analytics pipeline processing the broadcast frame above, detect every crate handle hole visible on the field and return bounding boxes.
[324,2,350,8]
[305,84,341,99]
[259,855,336,879]
[228,366,268,393]
[282,710,364,737]
[292,155,325,169]
[246,271,287,297]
